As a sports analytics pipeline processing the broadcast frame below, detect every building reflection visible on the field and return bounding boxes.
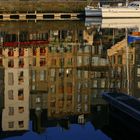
[0,45,30,131]
[107,32,140,98]
[0,21,124,135]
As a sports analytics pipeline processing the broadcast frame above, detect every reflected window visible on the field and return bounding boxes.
[33,58,36,66]
[77,70,82,78]
[83,56,89,65]
[67,58,72,66]
[9,107,14,115]
[18,121,24,128]
[51,58,56,66]
[19,48,24,56]
[84,45,90,53]
[50,69,55,77]
[58,84,64,93]
[18,71,24,85]
[40,58,46,66]
[8,73,14,85]
[40,48,46,55]
[77,94,81,103]
[137,68,140,76]
[84,104,88,112]
[36,97,41,103]
[8,59,14,68]
[138,81,140,88]
[19,58,24,68]
[59,68,64,77]
[18,107,24,113]
[50,85,55,93]
[77,56,82,66]
[84,94,88,102]
[18,89,24,100]
[66,68,72,77]
[0,58,2,66]
[40,70,45,81]
[118,55,122,64]
[8,122,14,128]
[93,80,97,88]
[67,82,72,94]
[101,80,105,88]
[59,58,64,66]
[8,49,14,57]
[33,48,37,56]
[0,48,2,55]
[84,71,88,79]
[78,45,83,53]
[8,90,14,100]
[112,56,115,64]
[32,85,35,90]
[32,70,36,82]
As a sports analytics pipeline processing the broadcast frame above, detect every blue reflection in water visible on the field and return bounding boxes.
[3,122,111,140]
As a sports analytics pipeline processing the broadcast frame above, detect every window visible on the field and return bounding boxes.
[138,81,140,88]
[40,70,45,81]
[8,122,14,128]
[40,58,46,66]
[50,85,55,93]
[8,90,14,100]
[32,85,35,90]
[84,71,88,79]
[84,104,88,112]
[66,68,72,77]
[36,97,41,103]
[18,107,24,113]
[18,121,24,128]
[93,80,97,88]
[19,58,24,68]
[84,45,90,53]
[9,107,14,115]
[50,69,55,77]
[83,56,89,65]
[18,89,24,100]
[33,58,36,66]
[137,68,140,76]
[0,58,2,66]
[32,70,35,82]
[18,71,24,85]
[8,59,14,68]
[118,55,122,64]
[8,73,14,85]
[101,80,105,88]
[77,70,82,78]
[77,56,82,66]
[67,82,72,94]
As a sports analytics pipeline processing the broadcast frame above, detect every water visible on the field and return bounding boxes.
[0,18,140,140]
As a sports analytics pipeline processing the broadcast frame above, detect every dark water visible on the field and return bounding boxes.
[0,19,140,140]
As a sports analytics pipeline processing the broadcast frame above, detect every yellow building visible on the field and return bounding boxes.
[1,47,30,131]
[107,36,140,98]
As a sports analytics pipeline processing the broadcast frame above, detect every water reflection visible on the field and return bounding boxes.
[0,19,140,139]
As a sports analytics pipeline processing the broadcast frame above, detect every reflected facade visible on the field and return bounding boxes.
[0,20,139,138]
